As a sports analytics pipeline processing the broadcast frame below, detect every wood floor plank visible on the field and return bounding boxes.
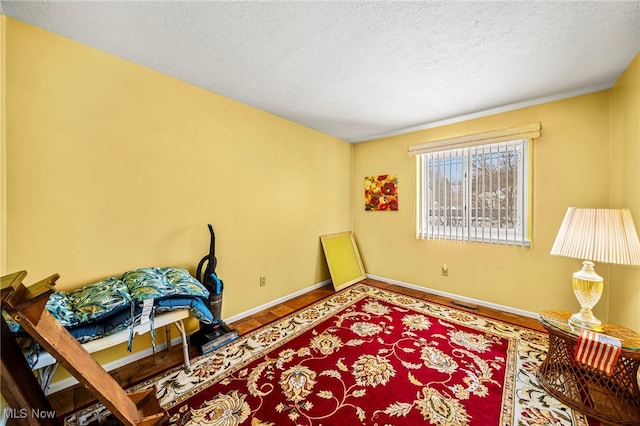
[47,279,544,418]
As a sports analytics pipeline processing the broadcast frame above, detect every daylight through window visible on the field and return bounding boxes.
[417,138,530,246]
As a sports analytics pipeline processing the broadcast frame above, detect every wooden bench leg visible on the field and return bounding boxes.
[173,320,190,372]
[165,325,172,350]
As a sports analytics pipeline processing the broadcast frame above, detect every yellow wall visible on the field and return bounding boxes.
[609,54,640,329]
[3,18,353,371]
[2,16,639,398]
[353,92,617,324]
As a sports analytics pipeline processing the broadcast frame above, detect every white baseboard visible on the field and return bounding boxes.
[224,279,333,324]
[366,274,538,319]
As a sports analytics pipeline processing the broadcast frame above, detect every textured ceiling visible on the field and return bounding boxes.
[1,1,639,142]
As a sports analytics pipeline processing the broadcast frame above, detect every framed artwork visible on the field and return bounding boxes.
[319,231,366,291]
[365,174,398,211]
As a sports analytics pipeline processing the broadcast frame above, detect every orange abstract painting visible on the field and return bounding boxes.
[364,174,398,211]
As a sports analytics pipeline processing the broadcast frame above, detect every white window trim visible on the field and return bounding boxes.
[410,124,541,247]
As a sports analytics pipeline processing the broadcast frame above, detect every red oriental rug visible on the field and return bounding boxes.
[65,284,595,426]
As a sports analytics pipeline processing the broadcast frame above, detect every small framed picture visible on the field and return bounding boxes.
[364,174,398,211]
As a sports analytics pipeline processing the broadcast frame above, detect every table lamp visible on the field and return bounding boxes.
[550,208,640,331]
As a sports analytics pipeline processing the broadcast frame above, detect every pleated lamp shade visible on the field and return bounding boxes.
[551,208,640,266]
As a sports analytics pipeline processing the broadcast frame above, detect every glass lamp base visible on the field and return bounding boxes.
[569,261,604,332]
[569,311,604,332]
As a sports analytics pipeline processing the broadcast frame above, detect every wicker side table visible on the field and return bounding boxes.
[536,310,640,425]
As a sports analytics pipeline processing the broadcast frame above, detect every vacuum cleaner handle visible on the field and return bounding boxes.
[207,224,215,256]
[197,224,222,294]
[205,224,217,276]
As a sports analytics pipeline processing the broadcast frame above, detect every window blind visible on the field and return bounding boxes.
[418,139,531,246]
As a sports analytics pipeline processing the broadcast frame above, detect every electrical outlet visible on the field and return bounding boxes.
[442,264,448,277]
[259,276,266,287]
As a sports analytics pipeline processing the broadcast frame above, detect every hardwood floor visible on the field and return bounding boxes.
[48,278,545,418]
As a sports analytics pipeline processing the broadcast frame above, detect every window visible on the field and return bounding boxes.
[409,124,540,247]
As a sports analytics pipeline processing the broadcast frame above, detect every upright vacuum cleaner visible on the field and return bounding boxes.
[190,224,238,355]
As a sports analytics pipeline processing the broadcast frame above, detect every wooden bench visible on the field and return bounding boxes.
[25,308,191,393]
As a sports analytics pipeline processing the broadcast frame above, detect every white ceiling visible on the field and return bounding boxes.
[1,1,639,142]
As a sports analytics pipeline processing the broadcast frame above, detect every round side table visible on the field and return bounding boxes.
[536,310,640,425]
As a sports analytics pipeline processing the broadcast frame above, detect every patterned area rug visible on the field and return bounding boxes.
[65,284,595,425]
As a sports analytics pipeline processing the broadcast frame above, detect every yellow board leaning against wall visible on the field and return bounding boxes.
[320,231,366,291]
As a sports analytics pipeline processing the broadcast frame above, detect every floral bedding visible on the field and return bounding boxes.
[3,267,213,344]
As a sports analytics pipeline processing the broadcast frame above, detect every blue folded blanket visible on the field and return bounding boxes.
[3,267,214,346]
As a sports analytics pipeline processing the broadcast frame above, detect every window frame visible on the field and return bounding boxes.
[416,138,531,246]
